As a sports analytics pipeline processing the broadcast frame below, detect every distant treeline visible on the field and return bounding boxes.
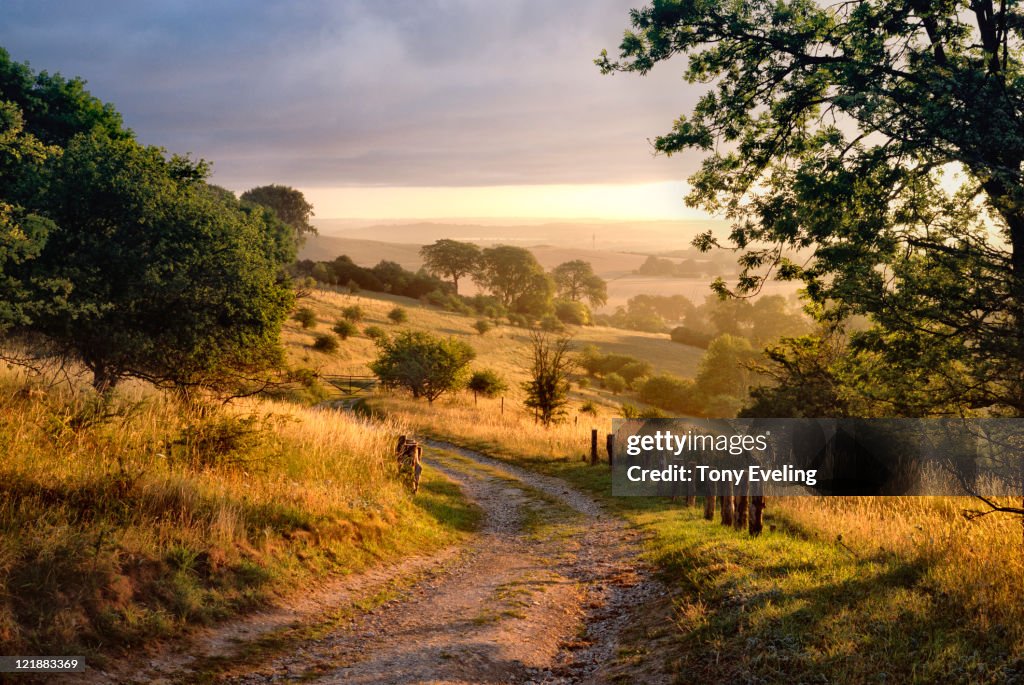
[635,253,737,279]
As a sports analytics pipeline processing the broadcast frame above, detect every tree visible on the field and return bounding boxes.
[388,307,408,324]
[467,369,507,400]
[0,100,59,335]
[552,260,607,307]
[599,1,1024,416]
[31,132,294,391]
[522,330,575,426]
[420,239,480,294]
[694,335,759,406]
[0,47,130,146]
[474,245,552,315]
[240,184,316,243]
[370,330,475,403]
[332,320,358,340]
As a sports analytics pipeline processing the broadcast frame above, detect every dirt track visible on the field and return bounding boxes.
[85,441,670,684]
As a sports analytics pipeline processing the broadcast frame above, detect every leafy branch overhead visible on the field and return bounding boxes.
[601,0,1024,416]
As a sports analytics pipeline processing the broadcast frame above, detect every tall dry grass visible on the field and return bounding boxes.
[0,366,467,655]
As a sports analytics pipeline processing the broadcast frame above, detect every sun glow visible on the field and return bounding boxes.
[299,181,712,221]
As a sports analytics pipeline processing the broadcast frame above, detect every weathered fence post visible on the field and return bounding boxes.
[749,495,766,536]
[703,493,716,520]
[590,429,598,466]
[734,484,748,530]
[606,433,614,466]
[685,461,696,506]
[720,482,734,526]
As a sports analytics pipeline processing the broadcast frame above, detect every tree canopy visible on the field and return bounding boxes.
[370,330,476,403]
[474,245,553,316]
[240,184,316,243]
[600,1,1024,415]
[551,260,608,307]
[420,239,481,294]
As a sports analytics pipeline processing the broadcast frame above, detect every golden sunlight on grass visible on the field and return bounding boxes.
[0,367,476,655]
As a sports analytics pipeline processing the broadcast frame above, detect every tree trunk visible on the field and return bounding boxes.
[703,494,716,520]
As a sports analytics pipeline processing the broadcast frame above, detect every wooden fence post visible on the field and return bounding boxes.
[720,482,734,526]
[749,495,766,537]
[734,476,749,530]
[685,461,696,507]
[703,494,716,520]
[590,429,598,466]
[606,433,614,466]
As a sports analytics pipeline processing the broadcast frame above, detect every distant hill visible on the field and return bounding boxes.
[310,218,728,253]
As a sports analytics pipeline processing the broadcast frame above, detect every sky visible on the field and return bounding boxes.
[1,0,710,220]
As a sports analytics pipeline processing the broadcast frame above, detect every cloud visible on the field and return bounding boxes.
[0,0,703,189]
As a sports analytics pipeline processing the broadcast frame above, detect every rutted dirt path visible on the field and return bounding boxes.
[85,441,670,684]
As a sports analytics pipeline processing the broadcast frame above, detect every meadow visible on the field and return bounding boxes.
[288,290,1024,681]
[0,364,478,656]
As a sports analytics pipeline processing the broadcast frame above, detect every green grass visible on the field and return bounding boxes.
[373,400,1024,684]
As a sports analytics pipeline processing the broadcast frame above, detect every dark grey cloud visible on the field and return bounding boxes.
[1,0,700,189]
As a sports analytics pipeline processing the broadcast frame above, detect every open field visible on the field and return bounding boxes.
[283,287,704,405]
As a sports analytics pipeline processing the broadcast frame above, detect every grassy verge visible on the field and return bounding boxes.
[372,394,1024,682]
[0,371,479,658]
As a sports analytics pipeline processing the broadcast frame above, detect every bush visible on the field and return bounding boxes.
[467,369,508,398]
[539,314,565,332]
[312,333,338,353]
[473,319,492,335]
[341,305,364,322]
[619,360,654,386]
[346,279,361,294]
[639,374,700,414]
[364,325,387,341]
[620,402,641,419]
[576,377,591,389]
[507,313,530,328]
[579,400,598,416]
[603,372,627,393]
[553,299,591,325]
[293,307,317,329]
[370,330,475,403]
[332,320,358,340]
[670,325,714,349]
[388,307,408,324]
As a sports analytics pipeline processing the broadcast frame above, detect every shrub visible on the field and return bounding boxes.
[473,319,492,335]
[467,369,507,398]
[341,305,364,322]
[576,377,591,389]
[553,299,591,325]
[639,374,700,414]
[620,402,641,419]
[293,307,317,329]
[346,279,361,294]
[579,400,598,416]
[364,325,387,341]
[670,325,714,349]
[312,333,338,353]
[603,372,627,393]
[619,360,654,386]
[507,313,529,328]
[388,307,408,324]
[332,320,358,340]
[539,314,565,332]
[370,330,475,403]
